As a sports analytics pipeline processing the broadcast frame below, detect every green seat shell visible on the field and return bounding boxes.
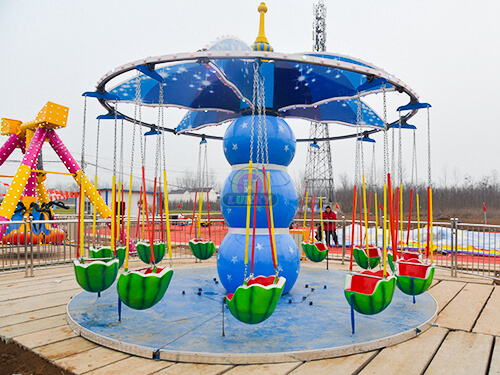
[353,246,381,269]
[226,276,286,325]
[396,259,434,296]
[73,258,119,293]
[117,267,173,310]
[135,241,166,265]
[89,246,126,268]
[344,270,396,315]
[189,238,216,260]
[301,242,328,262]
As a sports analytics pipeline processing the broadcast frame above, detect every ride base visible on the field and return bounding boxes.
[67,266,437,364]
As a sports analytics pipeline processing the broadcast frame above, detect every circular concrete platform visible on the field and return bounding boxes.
[67,266,437,364]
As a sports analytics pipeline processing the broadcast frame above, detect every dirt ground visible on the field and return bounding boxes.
[0,340,72,375]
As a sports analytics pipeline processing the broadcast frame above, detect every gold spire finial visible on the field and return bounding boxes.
[253,2,273,51]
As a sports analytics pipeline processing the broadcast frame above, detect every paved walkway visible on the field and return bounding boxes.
[0,259,499,375]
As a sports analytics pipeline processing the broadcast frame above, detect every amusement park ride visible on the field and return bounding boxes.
[0,1,438,361]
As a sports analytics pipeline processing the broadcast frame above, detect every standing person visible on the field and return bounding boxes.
[322,205,338,247]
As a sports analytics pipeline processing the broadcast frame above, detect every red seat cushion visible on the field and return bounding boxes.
[226,293,234,301]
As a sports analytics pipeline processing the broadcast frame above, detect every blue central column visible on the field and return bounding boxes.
[217,115,299,294]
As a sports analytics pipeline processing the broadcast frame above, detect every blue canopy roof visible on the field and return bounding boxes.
[102,38,418,134]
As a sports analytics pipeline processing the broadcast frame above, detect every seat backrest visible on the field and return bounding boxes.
[398,262,429,278]
[247,275,275,287]
[315,242,327,251]
[349,270,384,294]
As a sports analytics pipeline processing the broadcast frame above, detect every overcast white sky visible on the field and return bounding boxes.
[1,0,499,192]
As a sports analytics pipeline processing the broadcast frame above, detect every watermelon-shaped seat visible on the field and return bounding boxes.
[117,267,174,310]
[226,276,286,325]
[189,238,215,260]
[89,246,126,268]
[395,258,434,299]
[344,269,396,315]
[353,246,381,269]
[301,241,328,262]
[73,258,119,293]
[135,241,166,264]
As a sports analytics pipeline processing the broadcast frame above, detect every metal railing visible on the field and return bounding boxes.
[1,215,499,280]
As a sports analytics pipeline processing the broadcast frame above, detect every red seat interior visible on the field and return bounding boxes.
[398,261,429,278]
[144,267,164,275]
[226,293,234,301]
[247,275,275,287]
[367,246,380,258]
[402,252,419,260]
[315,242,328,252]
[348,270,385,294]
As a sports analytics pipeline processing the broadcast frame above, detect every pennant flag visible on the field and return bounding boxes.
[177,203,181,209]
[379,204,383,210]
[335,203,339,209]
[483,203,487,212]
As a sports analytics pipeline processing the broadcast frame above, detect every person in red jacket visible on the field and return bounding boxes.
[322,205,338,247]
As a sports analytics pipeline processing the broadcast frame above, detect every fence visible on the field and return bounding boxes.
[1,216,499,280]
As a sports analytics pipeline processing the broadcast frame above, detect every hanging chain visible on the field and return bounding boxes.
[130,71,141,177]
[427,107,432,187]
[197,142,202,187]
[154,84,164,184]
[354,93,361,186]
[250,60,258,165]
[203,142,209,188]
[382,84,389,179]
[95,119,101,181]
[398,112,403,186]
[261,75,269,166]
[391,121,396,180]
[412,128,418,186]
[113,102,118,178]
[81,95,87,173]
[120,119,124,183]
[256,71,264,165]
[371,142,376,186]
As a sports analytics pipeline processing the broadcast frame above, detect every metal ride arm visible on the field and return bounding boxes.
[45,130,111,220]
[0,119,23,166]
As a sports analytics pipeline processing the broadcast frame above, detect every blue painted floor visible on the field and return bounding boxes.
[68,266,436,356]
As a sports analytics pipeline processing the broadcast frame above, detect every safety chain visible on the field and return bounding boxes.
[427,107,432,187]
[398,112,403,186]
[81,95,87,173]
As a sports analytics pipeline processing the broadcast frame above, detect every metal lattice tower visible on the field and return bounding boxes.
[304,0,335,203]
